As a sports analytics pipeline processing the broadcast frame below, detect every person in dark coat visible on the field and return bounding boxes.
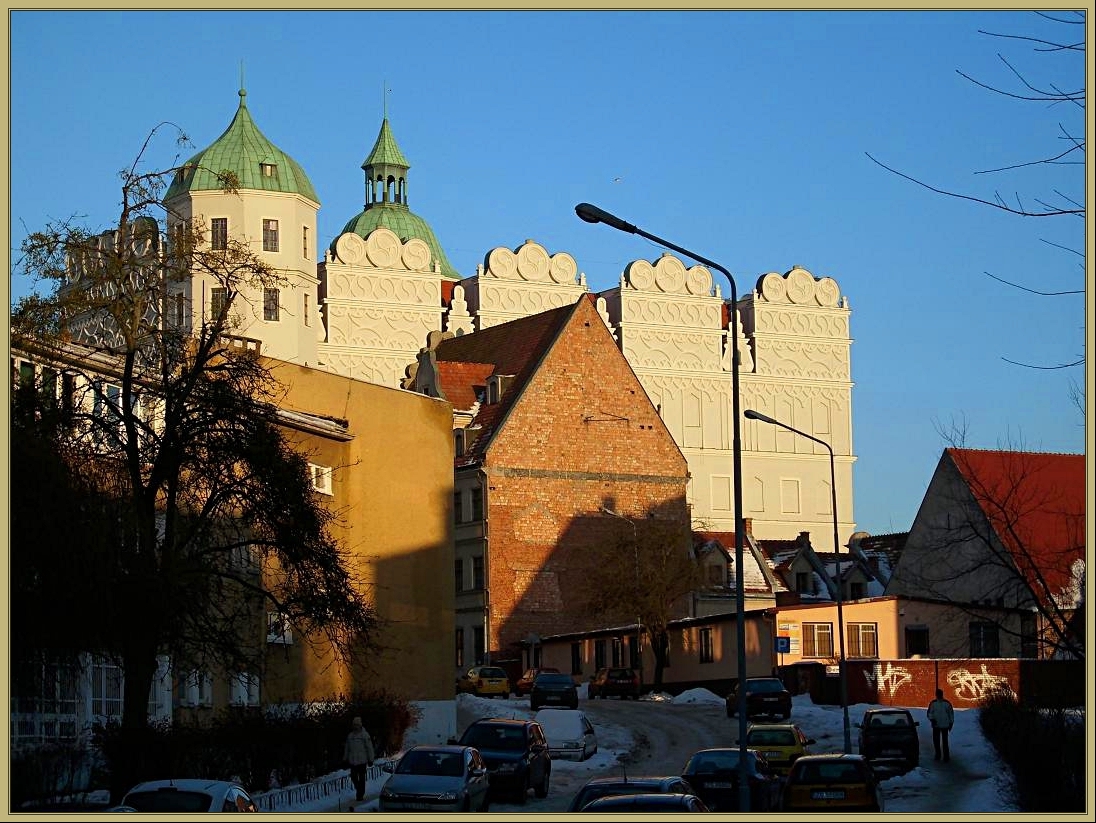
[927,688,955,762]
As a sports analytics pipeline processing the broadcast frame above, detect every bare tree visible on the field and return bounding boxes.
[11,125,379,799]
[574,515,701,690]
[866,11,1085,373]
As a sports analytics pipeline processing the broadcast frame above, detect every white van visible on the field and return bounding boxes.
[533,708,598,761]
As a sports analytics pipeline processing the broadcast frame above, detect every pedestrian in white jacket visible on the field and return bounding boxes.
[927,689,955,762]
[344,716,375,801]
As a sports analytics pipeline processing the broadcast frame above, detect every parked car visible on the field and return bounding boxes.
[451,717,551,804]
[581,792,710,812]
[780,753,885,812]
[514,666,560,696]
[680,747,783,811]
[725,676,792,719]
[588,666,641,699]
[118,779,257,812]
[456,665,511,698]
[530,671,579,710]
[567,776,697,812]
[378,745,490,812]
[534,708,597,761]
[741,722,815,775]
[857,707,920,770]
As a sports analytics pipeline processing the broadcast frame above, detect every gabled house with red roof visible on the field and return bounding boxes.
[886,448,1085,660]
[410,295,693,671]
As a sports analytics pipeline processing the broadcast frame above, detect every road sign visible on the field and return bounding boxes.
[774,636,791,654]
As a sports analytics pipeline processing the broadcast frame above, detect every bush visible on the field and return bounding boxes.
[92,689,421,802]
[979,688,1084,812]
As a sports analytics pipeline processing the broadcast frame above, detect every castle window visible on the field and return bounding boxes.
[260,162,277,178]
[263,288,280,321]
[302,225,309,259]
[211,217,227,251]
[262,219,279,252]
[210,287,228,321]
[309,463,332,495]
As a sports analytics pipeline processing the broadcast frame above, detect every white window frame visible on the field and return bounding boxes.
[309,463,333,495]
[230,673,261,707]
[262,218,279,252]
[179,670,214,708]
[802,622,834,658]
[267,612,294,645]
[847,622,878,659]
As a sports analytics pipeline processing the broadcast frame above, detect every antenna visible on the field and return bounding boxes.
[239,60,245,93]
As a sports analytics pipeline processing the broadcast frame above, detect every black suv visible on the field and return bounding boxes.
[588,667,641,699]
[726,677,792,719]
[452,718,551,804]
[857,708,920,770]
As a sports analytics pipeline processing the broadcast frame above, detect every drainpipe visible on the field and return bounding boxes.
[479,468,491,665]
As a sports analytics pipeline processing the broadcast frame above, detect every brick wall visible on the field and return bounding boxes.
[482,298,690,659]
[789,658,1083,710]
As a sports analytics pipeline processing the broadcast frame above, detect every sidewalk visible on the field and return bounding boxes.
[314,767,388,813]
[253,764,388,813]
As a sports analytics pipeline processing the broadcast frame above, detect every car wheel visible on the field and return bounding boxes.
[534,767,550,798]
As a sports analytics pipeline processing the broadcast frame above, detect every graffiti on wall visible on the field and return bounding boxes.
[863,662,912,698]
[946,664,1016,702]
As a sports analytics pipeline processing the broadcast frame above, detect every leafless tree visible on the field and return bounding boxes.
[889,423,1084,661]
[866,11,1085,374]
[11,125,379,799]
[573,515,701,690]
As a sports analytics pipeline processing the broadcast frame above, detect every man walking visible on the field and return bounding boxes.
[927,688,955,762]
[344,716,375,802]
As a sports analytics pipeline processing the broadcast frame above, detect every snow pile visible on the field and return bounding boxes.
[670,688,725,706]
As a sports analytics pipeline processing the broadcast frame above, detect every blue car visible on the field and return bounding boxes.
[452,717,551,804]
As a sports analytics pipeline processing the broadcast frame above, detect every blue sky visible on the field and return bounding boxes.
[7,10,1088,535]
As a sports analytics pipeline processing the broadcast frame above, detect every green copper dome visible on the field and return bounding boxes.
[165,89,318,204]
[334,118,460,280]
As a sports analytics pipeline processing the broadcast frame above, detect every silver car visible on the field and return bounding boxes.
[116,779,257,812]
[379,745,490,812]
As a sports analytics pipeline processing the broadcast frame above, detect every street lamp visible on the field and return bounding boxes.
[600,506,643,687]
[743,408,852,754]
[578,204,750,812]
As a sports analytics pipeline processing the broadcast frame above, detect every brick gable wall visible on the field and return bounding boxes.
[480,298,690,659]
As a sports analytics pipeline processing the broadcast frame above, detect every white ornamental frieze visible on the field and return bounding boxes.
[330,228,434,272]
[624,329,723,371]
[481,284,578,315]
[483,240,581,285]
[753,308,849,339]
[755,341,850,379]
[624,254,713,297]
[325,306,435,349]
[327,271,438,304]
[757,267,844,308]
[621,297,719,329]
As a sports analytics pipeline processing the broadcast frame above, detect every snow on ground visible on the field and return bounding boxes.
[278,688,1023,813]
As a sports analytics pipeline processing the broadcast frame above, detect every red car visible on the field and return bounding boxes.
[588,667,641,699]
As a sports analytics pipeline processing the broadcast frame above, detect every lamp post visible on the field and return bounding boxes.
[600,506,643,687]
[744,408,852,754]
[578,204,749,812]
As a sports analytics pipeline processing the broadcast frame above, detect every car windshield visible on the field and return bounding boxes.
[685,750,751,774]
[478,667,506,679]
[749,729,796,746]
[576,784,646,807]
[795,761,867,783]
[123,790,213,812]
[608,669,633,678]
[746,679,785,693]
[868,713,911,727]
[397,750,464,777]
[536,674,573,686]
[461,724,526,751]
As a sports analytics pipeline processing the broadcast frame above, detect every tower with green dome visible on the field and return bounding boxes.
[165,87,322,366]
[335,117,460,281]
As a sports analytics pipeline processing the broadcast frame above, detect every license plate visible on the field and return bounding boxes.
[764,750,782,758]
[883,748,903,756]
[546,696,561,702]
[707,781,734,788]
[763,697,777,702]
[405,802,432,810]
[811,790,846,800]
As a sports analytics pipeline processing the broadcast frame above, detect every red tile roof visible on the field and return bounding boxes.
[946,448,1085,604]
[436,361,493,412]
[433,302,578,467]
